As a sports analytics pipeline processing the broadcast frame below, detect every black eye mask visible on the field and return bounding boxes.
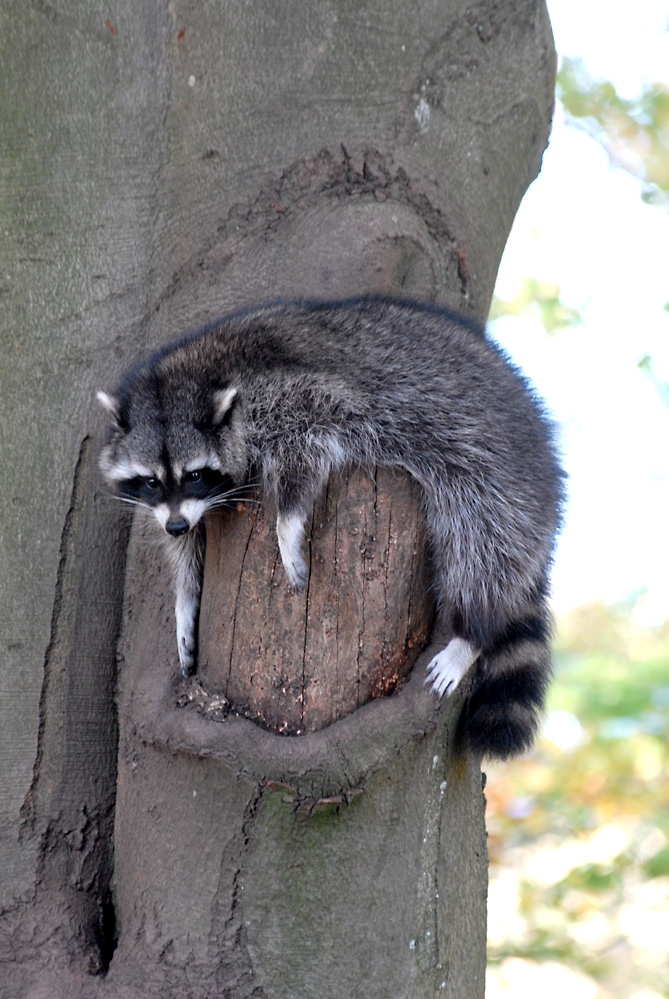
[179,468,232,500]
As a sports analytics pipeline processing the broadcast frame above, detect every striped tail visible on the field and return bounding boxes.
[458,610,553,760]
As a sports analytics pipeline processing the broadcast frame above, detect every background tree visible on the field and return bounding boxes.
[0,2,555,996]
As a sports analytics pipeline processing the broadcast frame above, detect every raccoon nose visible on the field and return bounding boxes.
[165,517,190,537]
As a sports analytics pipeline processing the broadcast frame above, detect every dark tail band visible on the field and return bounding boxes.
[457,609,553,760]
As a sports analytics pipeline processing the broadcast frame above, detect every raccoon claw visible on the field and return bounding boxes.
[425,654,460,696]
[180,659,195,678]
[425,638,479,698]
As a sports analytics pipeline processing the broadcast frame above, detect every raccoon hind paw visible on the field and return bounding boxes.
[425,637,480,697]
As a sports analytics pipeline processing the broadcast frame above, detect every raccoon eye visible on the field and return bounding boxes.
[183,469,203,484]
[144,476,160,489]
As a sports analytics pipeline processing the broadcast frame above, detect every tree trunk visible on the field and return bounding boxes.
[0,2,556,997]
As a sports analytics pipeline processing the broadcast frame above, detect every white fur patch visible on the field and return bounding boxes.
[276,511,308,591]
[184,454,220,473]
[172,455,220,481]
[178,499,208,527]
[152,503,171,529]
[425,637,479,697]
[103,456,164,483]
[323,434,346,465]
[164,530,204,675]
[175,594,198,673]
[212,386,238,424]
[96,390,120,421]
[154,499,207,531]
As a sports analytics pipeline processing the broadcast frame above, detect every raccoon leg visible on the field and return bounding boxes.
[276,509,309,592]
[270,461,327,593]
[164,527,204,675]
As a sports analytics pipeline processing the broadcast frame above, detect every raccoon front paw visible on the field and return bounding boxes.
[283,554,308,593]
[276,511,308,592]
[176,603,198,676]
[178,635,196,677]
[425,637,479,697]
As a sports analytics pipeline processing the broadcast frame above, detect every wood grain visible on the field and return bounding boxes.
[198,466,435,733]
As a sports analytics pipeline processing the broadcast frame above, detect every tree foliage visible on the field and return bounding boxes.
[493,55,669,402]
[558,55,669,206]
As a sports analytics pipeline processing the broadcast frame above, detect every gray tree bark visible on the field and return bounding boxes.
[0,2,555,997]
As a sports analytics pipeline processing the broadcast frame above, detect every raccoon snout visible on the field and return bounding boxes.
[165,518,190,537]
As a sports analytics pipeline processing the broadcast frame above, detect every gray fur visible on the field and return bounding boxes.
[98,297,564,759]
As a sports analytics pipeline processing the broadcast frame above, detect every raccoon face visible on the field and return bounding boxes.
[97,385,244,536]
[111,462,234,536]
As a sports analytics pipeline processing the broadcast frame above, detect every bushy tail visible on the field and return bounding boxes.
[458,609,553,761]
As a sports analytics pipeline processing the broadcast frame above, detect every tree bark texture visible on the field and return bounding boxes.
[0,2,556,997]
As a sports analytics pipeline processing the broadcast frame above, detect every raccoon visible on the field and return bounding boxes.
[98,297,564,759]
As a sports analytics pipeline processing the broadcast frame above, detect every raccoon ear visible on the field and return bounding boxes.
[211,387,238,426]
[96,390,123,426]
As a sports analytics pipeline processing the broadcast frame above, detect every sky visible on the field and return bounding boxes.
[490,0,669,622]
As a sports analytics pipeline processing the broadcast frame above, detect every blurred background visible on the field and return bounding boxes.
[484,2,669,996]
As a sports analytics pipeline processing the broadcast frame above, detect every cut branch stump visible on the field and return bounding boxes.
[198,466,435,733]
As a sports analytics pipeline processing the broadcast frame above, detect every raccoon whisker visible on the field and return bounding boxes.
[216,479,260,494]
[214,476,262,496]
[111,495,145,508]
[208,488,261,501]
[214,488,261,503]
[205,495,262,510]
[206,483,261,503]
[100,487,137,504]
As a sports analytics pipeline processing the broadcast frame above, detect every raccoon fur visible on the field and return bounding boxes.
[97,297,564,760]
